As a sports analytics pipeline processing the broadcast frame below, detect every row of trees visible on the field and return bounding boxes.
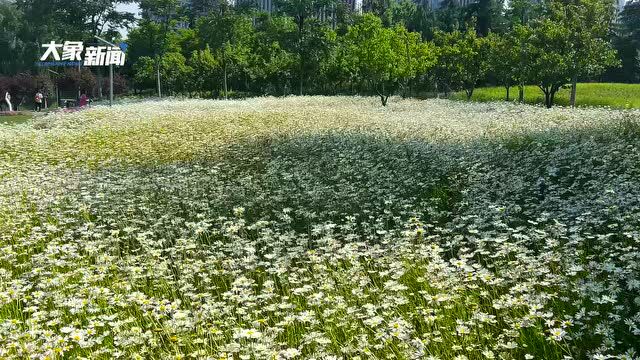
[126,0,621,107]
[1,0,639,107]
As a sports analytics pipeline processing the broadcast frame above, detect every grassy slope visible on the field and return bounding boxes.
[0,113,33,125]
[452,83,640,108]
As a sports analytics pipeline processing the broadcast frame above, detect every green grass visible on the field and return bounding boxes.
[452,83,640,108]
[0,113,33,125]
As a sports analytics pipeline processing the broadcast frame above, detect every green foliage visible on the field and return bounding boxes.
[520,0,618,108]
[133,56,157,90]
[161,52,192,95]
[3,0,630,108]
[0,1,28,74]
[344,13,436,106]
[486,32,520,100]
[198,11,255,98]
[467,0,507,35]
[189,46,219,95]
[247,15,297,94]
[133,52,192,96]
[609,0,640,82]
[433,28,489,99]
[126,21,172,63]
[521,19,572,107]
[505,0,542,26]
[273,0,337,94]
[1,0,134,74]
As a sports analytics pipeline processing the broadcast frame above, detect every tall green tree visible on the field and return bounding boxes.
[524,18,572,108]
[274,0,335,95]
[552,0,618,106]
[0,1,28,74]
[433,28,489,99]
[436,0,465,33]
[248,14,297,94]
[138,0,184,96]
[467,0,507,36]
[189,45,219,96]
[344,13,436,106]
[487,32,520,100]
[608,0,639,82]
[506,0,542,26]
[198,12,254,98]
[133,52,191,96]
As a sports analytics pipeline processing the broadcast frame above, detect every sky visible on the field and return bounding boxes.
[115,2,141,39]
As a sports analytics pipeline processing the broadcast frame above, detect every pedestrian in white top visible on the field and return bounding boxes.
[4,91,12,112]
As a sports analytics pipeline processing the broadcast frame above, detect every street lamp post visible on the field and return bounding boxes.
[47,69,60,109]
[95,35,116,106]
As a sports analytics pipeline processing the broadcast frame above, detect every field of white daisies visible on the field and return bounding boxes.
[1,97,639,360]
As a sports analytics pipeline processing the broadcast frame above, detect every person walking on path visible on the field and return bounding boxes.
[34,90,43,111]
[78,92,89,107]
[4,91,12,112]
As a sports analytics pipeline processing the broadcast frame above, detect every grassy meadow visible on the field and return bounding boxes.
[1,97,640,359]
[452,83,640,108]
[0,113,34,126]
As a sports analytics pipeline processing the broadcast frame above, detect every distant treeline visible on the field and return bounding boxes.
[1,0,639,107]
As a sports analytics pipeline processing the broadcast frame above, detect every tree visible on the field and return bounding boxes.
[436,0,465,33]
[274,0,334,95]
[552,0,619,107]
[619,0,640,44]
[133,56,157,90]
[487,32,520,101]
[133,52,191,96]
[506,0,542,26]
[188,0,228,25]
[523,0,618,108]
[56,68,97,96]
[433,28,489,99]
[248,14,297,94]
[608,0,640,82]
[524,19,572,108]
[189,45,219,96]
[514,24,531,102]
[384,0,418,28]
[466,0,507,36]
[0,1,28,74]
[344,14,436,106]
[138,0,184,97]
[198,12,254,99]
[2,0,134,75]
[161,52,191,95]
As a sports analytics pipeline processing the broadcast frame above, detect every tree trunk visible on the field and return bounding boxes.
[98,67,103,99]
[465,87,474,100]
[505,85,510,101]
[299,69,303,96]
[518,83,524,103]
[223,61,228,100]
[569,76,577,107]
[156,58,162,98]
[379,82,388,106]
[298,15,305,96]
[543,90,551,108]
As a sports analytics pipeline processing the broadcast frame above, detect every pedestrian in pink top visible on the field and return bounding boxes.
[79,92,89,107]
